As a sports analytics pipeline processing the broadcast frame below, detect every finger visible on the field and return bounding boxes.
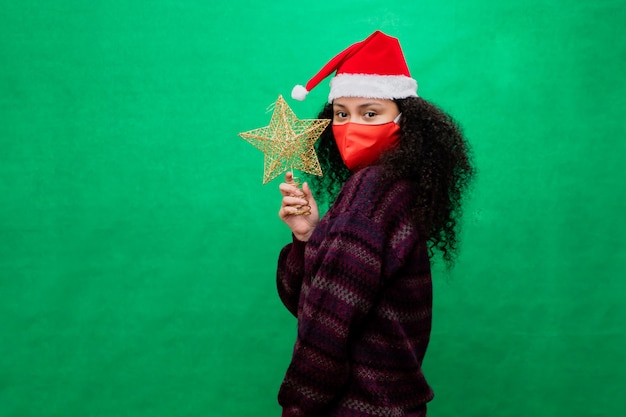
[282,196,309,207]
[302,182,317,208]
[279,205,295,218]
[280,172,295,195]
[279,206,294,219]
[279,182,304,198]
[302,181,311,197]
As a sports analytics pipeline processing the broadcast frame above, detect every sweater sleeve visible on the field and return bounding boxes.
[276,236,308,317]
[278,212,386,417]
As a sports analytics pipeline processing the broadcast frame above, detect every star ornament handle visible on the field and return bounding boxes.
[238,95,330,185]
[285,173,311,216]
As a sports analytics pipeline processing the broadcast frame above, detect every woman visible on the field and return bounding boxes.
[276,31,473,417]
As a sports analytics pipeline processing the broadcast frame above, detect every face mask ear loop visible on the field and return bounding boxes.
[393,112,402,125]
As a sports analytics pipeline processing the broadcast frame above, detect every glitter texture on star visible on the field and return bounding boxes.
[239,95,330,184]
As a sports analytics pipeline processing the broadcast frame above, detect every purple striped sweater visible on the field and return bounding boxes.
[277,166,434,417]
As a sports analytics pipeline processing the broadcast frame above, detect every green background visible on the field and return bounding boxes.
[2,0,625,416]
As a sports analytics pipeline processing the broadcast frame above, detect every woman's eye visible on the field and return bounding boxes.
[335,112,347,118]
[364,112,377,118]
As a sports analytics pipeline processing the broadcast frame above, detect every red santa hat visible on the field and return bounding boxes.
[291,30,418,103]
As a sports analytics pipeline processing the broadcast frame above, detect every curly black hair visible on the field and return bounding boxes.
[310,96,474,264]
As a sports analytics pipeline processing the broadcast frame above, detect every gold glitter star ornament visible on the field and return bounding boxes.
[239,95,330,184]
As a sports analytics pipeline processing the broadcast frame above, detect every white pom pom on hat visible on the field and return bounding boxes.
[291,84,309,101]
[291,30,418,103]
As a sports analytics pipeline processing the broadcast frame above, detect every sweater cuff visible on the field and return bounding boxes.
[291,233,308,250]
[285,234,307,268]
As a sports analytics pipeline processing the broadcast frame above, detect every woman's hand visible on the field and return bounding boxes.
[278,172,319,242]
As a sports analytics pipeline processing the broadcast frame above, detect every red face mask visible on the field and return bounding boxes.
[332,119,401,171]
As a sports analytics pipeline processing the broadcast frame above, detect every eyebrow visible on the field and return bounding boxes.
[333,102,385,109]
